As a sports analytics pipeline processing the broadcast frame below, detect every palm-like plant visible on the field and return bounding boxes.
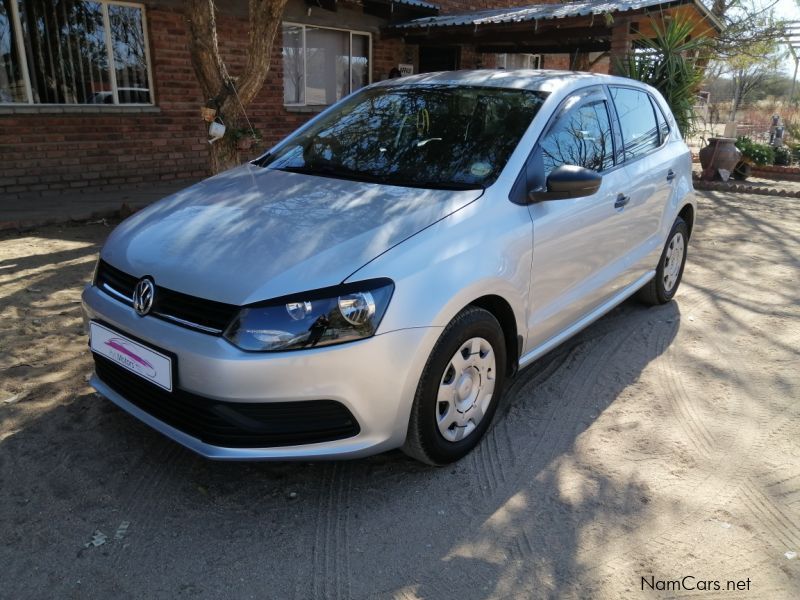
[614,15,712,136]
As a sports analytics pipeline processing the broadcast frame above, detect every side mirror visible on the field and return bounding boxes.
[528,165,602,202]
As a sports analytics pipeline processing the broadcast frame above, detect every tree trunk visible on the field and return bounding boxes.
[185,0,288,173]
[729,76,741,123]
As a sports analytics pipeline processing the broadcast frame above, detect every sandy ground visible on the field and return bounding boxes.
[0,192,798,599]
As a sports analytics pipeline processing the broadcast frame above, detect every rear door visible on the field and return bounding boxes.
[524,87,632,352]
[608,86,676,281]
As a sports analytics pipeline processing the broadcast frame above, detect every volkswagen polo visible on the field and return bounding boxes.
[83,70,695,465]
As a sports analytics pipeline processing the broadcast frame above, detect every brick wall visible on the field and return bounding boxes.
[0,6,321,200]
[0,0,614,200]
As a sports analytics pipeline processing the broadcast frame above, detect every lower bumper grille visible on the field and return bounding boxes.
[94,354,360,448]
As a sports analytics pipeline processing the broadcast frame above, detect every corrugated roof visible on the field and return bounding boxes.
[392,0,440,10]
[388,0,720,30]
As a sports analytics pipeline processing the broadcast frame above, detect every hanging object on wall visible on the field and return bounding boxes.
[201,106,217,122]
[208,119,226,144]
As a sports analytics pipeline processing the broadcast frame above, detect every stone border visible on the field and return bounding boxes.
[693,178,800,198]
[750,166,800,181]
[750,164,800,175]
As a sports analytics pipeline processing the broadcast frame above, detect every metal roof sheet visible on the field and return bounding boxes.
[392,0,440,10]
[388,0,718,30]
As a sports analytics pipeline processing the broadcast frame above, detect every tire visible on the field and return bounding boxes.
[638,216,689,306]
[403,306,507,466]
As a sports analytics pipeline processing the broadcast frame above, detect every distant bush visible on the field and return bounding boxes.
[736,136,775,166]
[773,146,792,166]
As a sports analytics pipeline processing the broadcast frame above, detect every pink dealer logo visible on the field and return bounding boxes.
[104,338,158,380]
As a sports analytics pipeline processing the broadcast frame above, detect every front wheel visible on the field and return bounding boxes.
[403,307,507,465]
[638,216,689,305]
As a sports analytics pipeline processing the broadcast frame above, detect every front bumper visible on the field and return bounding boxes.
[82,284,440,460]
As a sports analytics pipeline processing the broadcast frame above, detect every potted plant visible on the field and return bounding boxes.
[230,127,263,152]
[734,136,775,180]
[773,146,791,166]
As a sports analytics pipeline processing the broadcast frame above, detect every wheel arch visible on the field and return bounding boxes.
[467,294,520,377]
[678,203,695,239]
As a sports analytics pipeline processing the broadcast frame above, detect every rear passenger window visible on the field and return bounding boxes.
[651,97,670,143]
[539,100,614,176]
[611,87,659,160]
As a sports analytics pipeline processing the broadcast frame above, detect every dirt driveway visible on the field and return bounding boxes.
[1,191,798,599]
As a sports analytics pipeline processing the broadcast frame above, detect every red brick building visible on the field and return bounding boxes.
[0,0,718,201]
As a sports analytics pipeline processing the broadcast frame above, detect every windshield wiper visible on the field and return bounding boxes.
[277,164,385,184]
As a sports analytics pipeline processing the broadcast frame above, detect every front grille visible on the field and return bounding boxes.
[95,260,239,334]
[94,354,361,448]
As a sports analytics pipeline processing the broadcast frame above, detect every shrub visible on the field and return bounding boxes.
[614,16,708,137]
[789,142,800,164]
[735,136,775,166]
[773,146,791,166]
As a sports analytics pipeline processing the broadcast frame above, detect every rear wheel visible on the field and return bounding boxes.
[403,307,506,465]
[638,216,689,305]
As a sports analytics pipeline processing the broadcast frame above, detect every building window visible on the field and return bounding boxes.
[0,0,153,105]
[282,23,370,106]
[495,53,541,70]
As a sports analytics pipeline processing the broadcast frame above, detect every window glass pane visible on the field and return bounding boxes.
[109,4,150,104]
[17,0,109,104]
[611,87,659,159]
[540,101,614,176]
[499,53,539,70]
[1,3,27,102]
[264,85,547,188]
[305,26,348,105]
[652,96,670,143]
[282,24,303,104]
[351,33,368,94]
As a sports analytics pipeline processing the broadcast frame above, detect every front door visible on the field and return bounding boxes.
[525,88,631,353]
[418,47,460,73]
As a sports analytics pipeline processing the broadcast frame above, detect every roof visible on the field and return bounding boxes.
[392,0,439,9]
[372,68,641,94]
[388,0,722,31]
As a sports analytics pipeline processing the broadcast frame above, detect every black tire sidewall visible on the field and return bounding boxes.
[655,218,689,303]
[413,310,506,464]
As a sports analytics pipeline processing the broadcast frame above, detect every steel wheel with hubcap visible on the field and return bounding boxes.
[638,216,689,305]
[436,337,496,442]
[403,307,507,465]
[662,231,685,292]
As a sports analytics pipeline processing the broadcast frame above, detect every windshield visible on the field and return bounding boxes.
[258,84,547,189]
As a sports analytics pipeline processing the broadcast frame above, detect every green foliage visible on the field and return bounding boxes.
[735,136,775,166]
[614,15,709,136]
[229,127,262,142]
[788,142,800,164]
[773,146,792,166]
[784,120,800,143]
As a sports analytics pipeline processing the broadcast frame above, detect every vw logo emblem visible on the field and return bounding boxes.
[132,278,155,316]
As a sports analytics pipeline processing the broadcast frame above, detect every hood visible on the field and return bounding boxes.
[101,165,482,305]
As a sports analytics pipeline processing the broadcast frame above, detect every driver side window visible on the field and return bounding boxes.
[540,101,614,176]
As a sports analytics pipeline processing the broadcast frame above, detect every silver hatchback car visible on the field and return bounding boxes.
[83,70,695,465]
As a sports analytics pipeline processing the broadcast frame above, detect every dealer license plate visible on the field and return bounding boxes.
[90,321,173,392]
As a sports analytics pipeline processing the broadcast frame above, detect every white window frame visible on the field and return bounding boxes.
[282,22,372,107]
[496,53,542,70]
[3,0,155,106]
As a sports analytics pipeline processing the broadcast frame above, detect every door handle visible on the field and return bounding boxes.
[614,194,630,209]
[666,170,676,182]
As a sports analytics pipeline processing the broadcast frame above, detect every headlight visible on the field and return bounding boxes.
[223,279,394,352]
